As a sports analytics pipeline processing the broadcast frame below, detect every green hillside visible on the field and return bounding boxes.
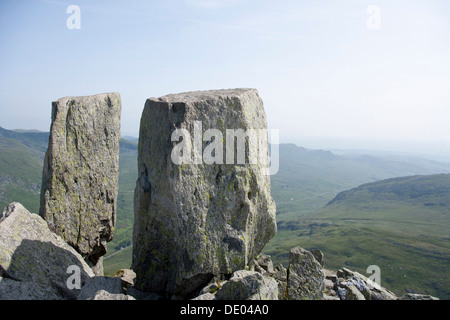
[266,174,450,299]
[0,128,48,213]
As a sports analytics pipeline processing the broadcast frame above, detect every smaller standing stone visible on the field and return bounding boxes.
[39,92,121,275]
[286,246,324,300]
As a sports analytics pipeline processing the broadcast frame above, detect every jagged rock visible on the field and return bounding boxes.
[215,270,278,300]
[132,89,276,298]
[345,284,366,300]
[89,290,135,300]
[0,202,94,299]
[309,249,324,267]
[125,286,162,300]
[254,254,274,274]
[323,294,340,300]
[368,288,397,300]
[286,247,324,300]
[77,276,123,300]
[398,293,439,300]
[334,268,397,300]
[0,276,66,300]
[197,277,226,296]
[269,264,288,299]
[39,92,121,275]
[192,292,216,300]
[112,268,136,287]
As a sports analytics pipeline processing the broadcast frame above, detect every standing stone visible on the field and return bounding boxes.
[133,88,276,298]
[39,92,121,275]
[286,247,324,300]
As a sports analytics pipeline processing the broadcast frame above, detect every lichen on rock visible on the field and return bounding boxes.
[39,92,121,275]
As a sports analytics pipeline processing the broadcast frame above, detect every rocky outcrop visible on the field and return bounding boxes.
[0,202,140,300]
[0,202,94,299]
[0,202,439,301]
[285,247,324,300]
[39,93,121,275]
[398,293,440,300]
[324,268,389,300]
[215,270,278,300]
[322,267,439,301]
[132,89,276,298]
[77,276,129,300]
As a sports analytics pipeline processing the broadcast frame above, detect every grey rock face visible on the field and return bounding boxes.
[215,270,278,300]
[271,264,288,299]
[286,247,324,300]
[39,92,121,275]
[77,276,123,300]
[398,293,439,300]
[112,268,136,287]
[0,277,66,300]
[254,254,274,274]
[332,268,397,300]
[132,89,276,298]
[0,202,94,299]
[89,290,135,300]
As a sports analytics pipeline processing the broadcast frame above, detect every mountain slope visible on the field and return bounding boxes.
[0,129,48,212]
[274,174,450,299]
[271,144,450,218]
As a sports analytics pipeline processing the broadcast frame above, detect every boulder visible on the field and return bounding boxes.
[132,89,276,298]
[334,268,397,300]
[39,92,121,275]
[285,247,324,300]
[89,290,135,300]
[0,277,66,300]
[309,249,324,267]
[254,254,274,274]
[112,268,136,287]
[0,202,94,299]
[125,286,162,300]
[344,284,366,300]
[77,276,123,300]
[215,270,278,300]
[270,264,288,299]
[398,293,439,300]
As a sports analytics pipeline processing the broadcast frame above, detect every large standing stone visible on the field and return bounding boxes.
[39,92,121,275]
[132,88,276,298]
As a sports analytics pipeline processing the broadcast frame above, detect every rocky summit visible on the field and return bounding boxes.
[0,89,440,301]
[0,203,438,301]
[39,92,121,275]
[132,89,277,298]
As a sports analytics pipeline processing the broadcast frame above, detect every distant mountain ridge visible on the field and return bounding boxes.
[297,173,450,299]
[327,174,450,207]
[0,127,49,153]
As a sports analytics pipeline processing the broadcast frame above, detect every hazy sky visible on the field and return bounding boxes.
[0,0,449,154]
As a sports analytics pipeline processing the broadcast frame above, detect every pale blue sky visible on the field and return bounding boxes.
[1,0,449,155]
